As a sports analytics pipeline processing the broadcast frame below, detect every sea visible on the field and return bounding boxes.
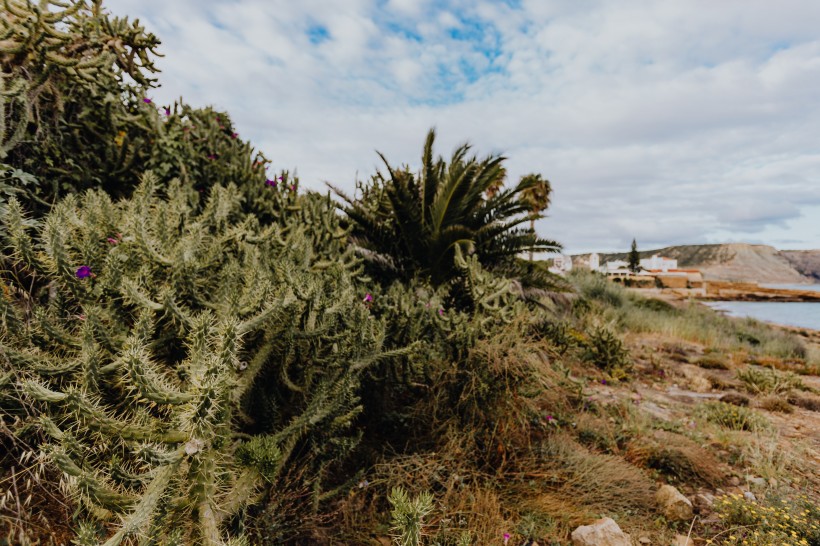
[705,284,820,331]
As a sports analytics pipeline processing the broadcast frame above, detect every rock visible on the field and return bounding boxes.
[744,491,757,502]
[745,475,767,488]
[570,517,631,546]
[692,492,715,513]
[656,485,694,521]
[728,476,741,486]
[768,478,778,488]
[638,537,651,544]
[674,534,694,546]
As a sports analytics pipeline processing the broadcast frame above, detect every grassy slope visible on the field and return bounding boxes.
[4,277,819,545]
[328,272,820,545]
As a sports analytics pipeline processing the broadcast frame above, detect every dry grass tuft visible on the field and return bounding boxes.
[694,354,730,370]
[625,431,725,486]
[757,396,794,414]
[786,393,820,412]
[536,434,656,516]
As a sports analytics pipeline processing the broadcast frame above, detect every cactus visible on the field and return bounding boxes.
[0,174,398,544]
[0,0,278,218]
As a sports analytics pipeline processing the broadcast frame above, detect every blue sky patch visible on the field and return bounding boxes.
[307,24,330,44]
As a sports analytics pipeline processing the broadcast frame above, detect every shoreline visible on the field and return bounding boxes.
[626,281,820,303]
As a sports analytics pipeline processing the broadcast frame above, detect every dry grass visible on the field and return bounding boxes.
[532,434,656,522]
[0,451,74,546]
[694,354,731,370]
[757,396,794,414]
[624,430,725,487]
[786,393,820,412]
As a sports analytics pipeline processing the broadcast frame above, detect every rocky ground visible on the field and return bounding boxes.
[565,325,820,545]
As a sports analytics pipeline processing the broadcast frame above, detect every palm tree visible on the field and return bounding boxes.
[332,129,562,286]
[518,173,552,261]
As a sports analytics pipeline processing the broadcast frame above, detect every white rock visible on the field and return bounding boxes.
[674,534,694,546]
[744,491,757,502]
[571,517,631,546]
[656,485,694,521]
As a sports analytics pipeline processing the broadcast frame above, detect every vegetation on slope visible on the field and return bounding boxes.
[1,2,818,545]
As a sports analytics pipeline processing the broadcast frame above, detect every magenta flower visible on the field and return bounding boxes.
[363,293,373,303]
[142,98,152,104]
[76,266,92,279]
[503,533,511,545]
[231,132,238,139]
[265,179,277,187]
[546,415,554,421]
[107,237,119,245]
[164,107,171,116]
[438,308,444,316]
[207,154,217,160]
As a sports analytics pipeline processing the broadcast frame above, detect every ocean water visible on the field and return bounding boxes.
[706,299,820,331]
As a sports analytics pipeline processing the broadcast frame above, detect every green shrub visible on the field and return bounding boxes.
[736,366,806,395]
[332,129,562,288]
[707,493,820,546]
[1,175,401,544]
[389,487,434,546]
[570,270,626,308]
[582,325,632,376]
[698,402,769,432]
[0,1,272,219]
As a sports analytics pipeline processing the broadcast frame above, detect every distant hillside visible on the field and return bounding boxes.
[574,243,820,284]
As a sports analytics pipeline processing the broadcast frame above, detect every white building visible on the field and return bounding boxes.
[549,254,573,275]
[639,254,677,273]
[589,252,600,271]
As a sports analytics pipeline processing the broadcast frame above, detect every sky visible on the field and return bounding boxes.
[104,0,820,254]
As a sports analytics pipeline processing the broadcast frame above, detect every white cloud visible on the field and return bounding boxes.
[104,0,820,253]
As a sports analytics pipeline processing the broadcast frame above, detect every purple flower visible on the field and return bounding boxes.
[289,184,296,191]
[231,132,238,139]
[601,379,607,385]
[546,415,554,421]
[265,179,277,187]
[76,266,92,279]
[363,293,373,303]
[438,308,444,316]
[503,533,511,545]
[142,98,152,104]
[207,154,217,160]
[163,107,171,116]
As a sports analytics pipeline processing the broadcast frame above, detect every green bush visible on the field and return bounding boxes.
[735,366,806,395]
[0,1,272,219]
[1,175,401,544]
[582,325,631,376]
[332,129,562,289]
[698,402,769,432]
[708,493,820,546]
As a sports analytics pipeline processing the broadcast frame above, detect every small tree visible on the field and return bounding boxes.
[519,173,552,261]
[628,238,640,273]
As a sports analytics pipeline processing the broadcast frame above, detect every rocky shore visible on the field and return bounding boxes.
[701,281,820,302]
